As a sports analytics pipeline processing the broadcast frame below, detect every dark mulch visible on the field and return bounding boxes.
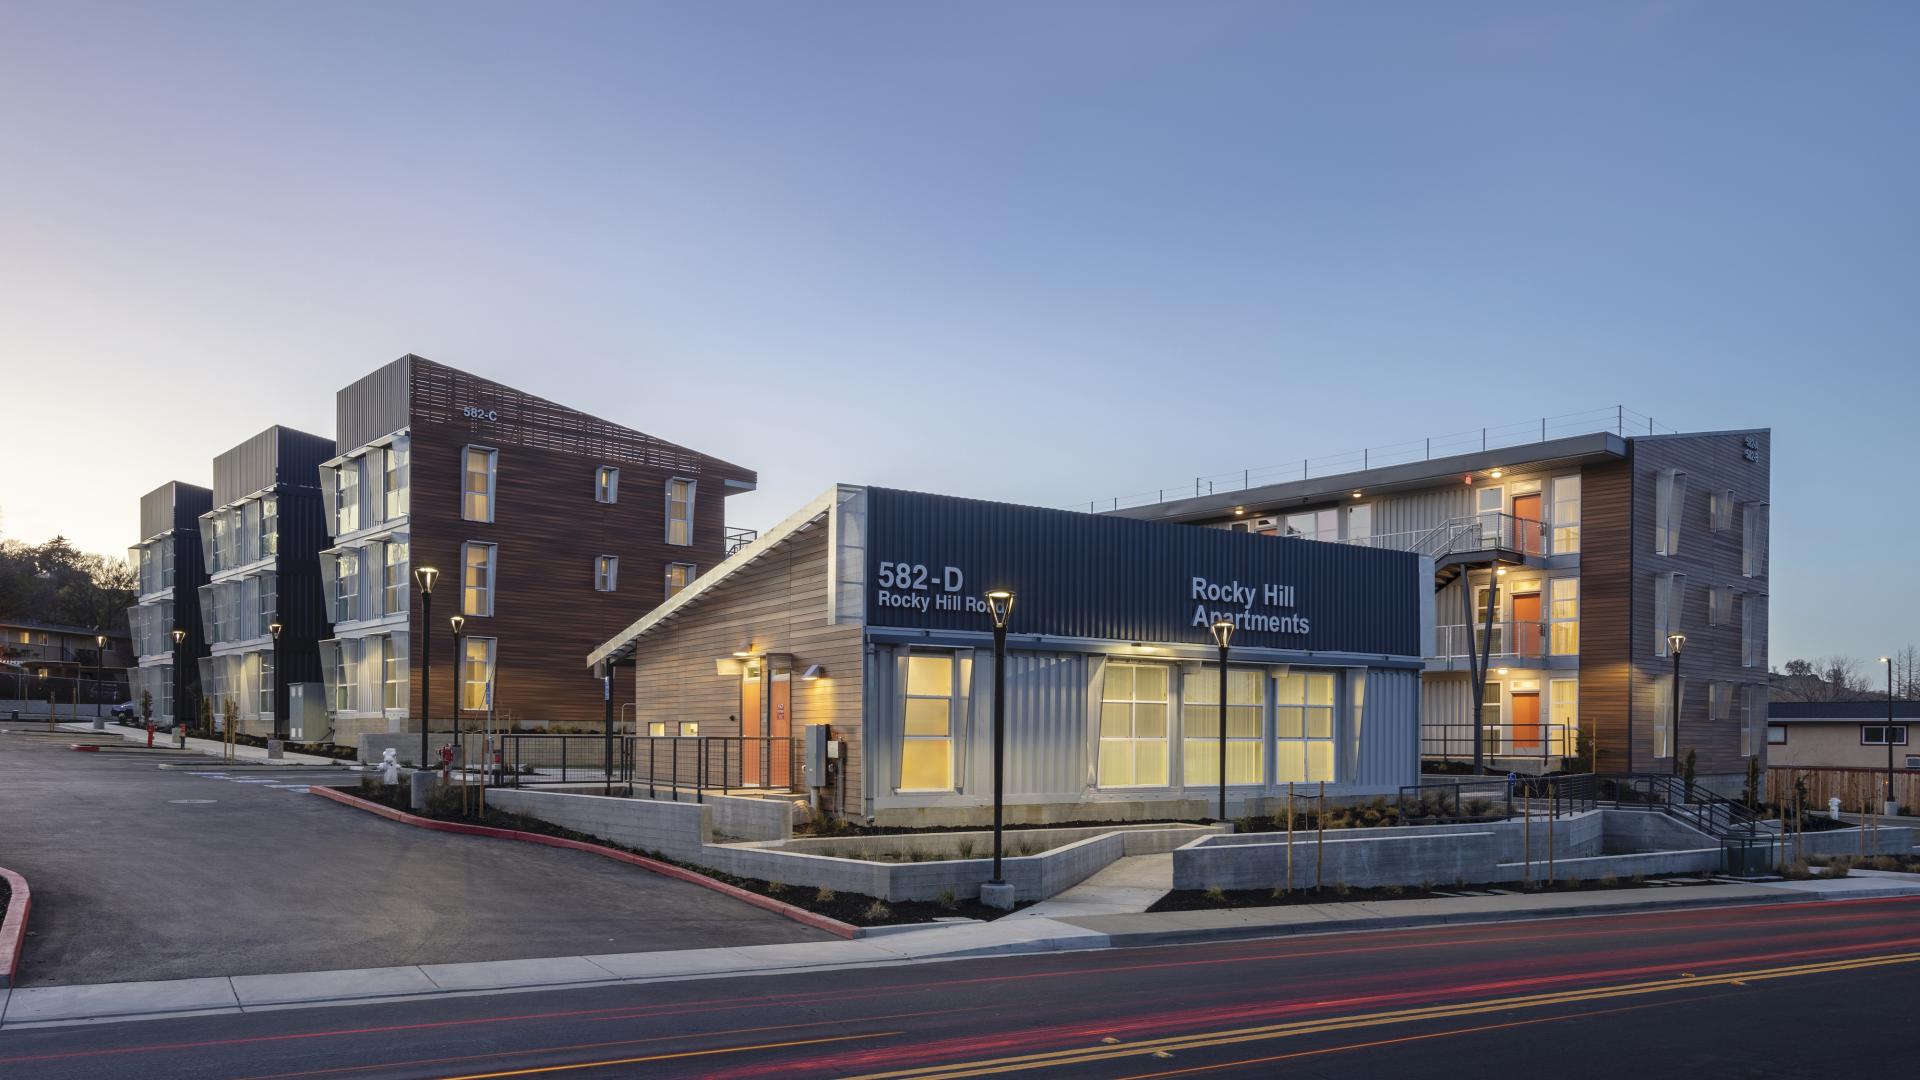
[1149,872,1717,913]
[331,784,1021,926]
[796,817,1209,838]
[1,875,11,921]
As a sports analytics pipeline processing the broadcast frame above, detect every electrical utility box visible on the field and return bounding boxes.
[803,723,834,788]
[286,682,327,741]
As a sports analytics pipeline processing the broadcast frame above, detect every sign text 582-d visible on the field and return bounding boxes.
[874,561,986,615]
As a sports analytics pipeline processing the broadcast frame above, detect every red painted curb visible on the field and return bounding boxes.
[0,864,31,989]
[309,786,858,939]
[67,744,102,752]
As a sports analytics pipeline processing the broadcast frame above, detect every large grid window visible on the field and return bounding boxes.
[1098,662,1169,788]
[1550,679,1578,756]
[383,634,408,711]
[666,478,696,546]
[463,447,497,523]
[1184,666,1265,786]
[1274,671,1334,783]
[665,562,696,598]
[384,443,410,520]
[1551,475,1581,554]
[1708,585,1734,627]
[461,637,496,712]
[384,540,408,614]
[335,550,360,624]
[462,542,496,617]
[1741,595,1761,668]
[1549,577,1578,655]
[258,650,275,719]
[596,466,619,504]
[1283,509,1337,541]
[336,459,362,535]
[900,652,955,791]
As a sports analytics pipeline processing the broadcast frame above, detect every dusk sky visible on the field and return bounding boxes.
[2,1,1914,665]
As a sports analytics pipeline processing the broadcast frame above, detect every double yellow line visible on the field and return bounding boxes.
[846,950,1920,1079]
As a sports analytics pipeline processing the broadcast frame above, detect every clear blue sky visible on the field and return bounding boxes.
[2,1,1914,665]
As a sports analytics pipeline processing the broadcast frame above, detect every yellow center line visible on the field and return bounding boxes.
[841,951,1920,1079]
[429,1030,903,1080]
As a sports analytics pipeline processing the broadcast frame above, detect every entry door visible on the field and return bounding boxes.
[1512,592,1543,658]
[739,665,793,789]
[1509,691,1542,752]
[1511,493,1543,555]
[741,663,763,786]
[768,672,792,789]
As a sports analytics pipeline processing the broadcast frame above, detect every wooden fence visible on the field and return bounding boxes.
[1767,766,1919,814]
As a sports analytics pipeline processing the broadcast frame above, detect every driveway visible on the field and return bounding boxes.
[0,730,826,986]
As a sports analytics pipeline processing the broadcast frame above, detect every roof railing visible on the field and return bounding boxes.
[1074,404,1677,513]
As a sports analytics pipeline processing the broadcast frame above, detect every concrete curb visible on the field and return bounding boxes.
[0,865,30,989]
[1081,887,1920,950]
[309,786,860,939]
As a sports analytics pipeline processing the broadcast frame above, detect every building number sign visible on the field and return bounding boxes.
[1742,435,1759,463]
[463,406,499,422]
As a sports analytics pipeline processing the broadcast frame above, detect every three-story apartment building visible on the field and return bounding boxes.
[1112,411,1771,790]
[126,481,212,724]
[317,354,756,749]
[195,426,335,738]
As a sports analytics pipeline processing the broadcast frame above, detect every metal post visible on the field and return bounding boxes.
[649,739,657,799]
[1523,790,1532,884]
[561,736,568,785]
[602,662,614,797]
[1547,781,1556,882]
[991,620,1008,885]
[1217,641,1230,822]
[1285,784,1294,895]
[723,737,730,797]
[420,589,431,768]
[1670,642,1682,776]
[451,629,463,774]
[1315,781,1325,890]
[1885,658,1896,813]
[671,737,679,801]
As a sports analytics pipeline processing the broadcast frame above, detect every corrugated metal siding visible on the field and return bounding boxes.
[140,482,211,542]
[337,356,413,453]
[1371,485,1474,539]
[1355,668,1420,788]
[275,427,336,495]
[1421,673,1473,737]
[864,488,1421,656]
[989,650,1090,797]
[212,429,282,506]
[273,484,334,713]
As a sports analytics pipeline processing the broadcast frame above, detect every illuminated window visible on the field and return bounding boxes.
[1550,679,1578,756]
[665,562,696,598]
[462,446,497,523]
[666,478,695,546]
[462,542,496,617]
[384,442,410,520]
[1273,671,1334,784]
[1551,475,1581,553]
[383,634,408,711]
[678,721,699,736]
[899,652,955,791]
[1184,666,1266,786]
[1098,662,1169,788]
[1549,577,1579,656]
[647,722,666,736]
[461,636,496,712]
[1282,509,1337,542]
[596,466,619,504]
[258,650,275,719]
[594,555,618,593]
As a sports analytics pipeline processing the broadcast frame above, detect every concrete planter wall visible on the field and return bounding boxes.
[774,822,1219,862]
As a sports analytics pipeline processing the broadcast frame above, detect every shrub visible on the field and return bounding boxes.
[935,887,958,910]
[1466,799,1492,818]
[814,886,836,903]
[863,900,892,922]
[1384,884,1404,896]
[957,839,976,859]
[1872,856,1900,872]
[1599,873,1619,888]
[424,784,467,819]
[1419,880,1435,893]
[1823,859,1852,879]
[1332,883,1351,897]
[1204,885,1227,904]
[765,881,786,895]
[905,846,929,863]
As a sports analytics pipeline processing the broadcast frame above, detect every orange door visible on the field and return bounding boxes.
[1512,592,1543,657]
[769,673,792,789]
[1510,692,1542,752]
[741,665,763,786]
[1511,493,1543,555]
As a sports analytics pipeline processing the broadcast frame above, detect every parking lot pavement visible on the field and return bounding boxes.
[0,730,827,987]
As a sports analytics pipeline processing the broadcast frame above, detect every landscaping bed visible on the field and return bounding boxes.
[1150,871,1722,913]
[337,781,1020,926]
[795,816,1208,838]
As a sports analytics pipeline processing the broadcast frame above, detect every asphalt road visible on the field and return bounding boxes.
[0,730,825,986]
[2,893,1915,1079]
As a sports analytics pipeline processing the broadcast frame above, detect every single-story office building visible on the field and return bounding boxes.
[589,485,1430,827]
[1765,701,1920,771]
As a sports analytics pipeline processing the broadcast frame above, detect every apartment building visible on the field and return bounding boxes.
[318,354,756,749]
[1110,410,1771,789]
[126,481,212,723]
[195,426,336,738]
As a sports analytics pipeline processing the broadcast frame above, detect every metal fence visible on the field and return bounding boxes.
[1420,721,1579,768]
[0,669,128,707]
[451,732,803,802]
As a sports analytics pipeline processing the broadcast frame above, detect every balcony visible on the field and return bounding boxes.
[724,526,759,557]
[1420,721,1581,773]
[1341,511,1550,591]
[1427,621,1558,671]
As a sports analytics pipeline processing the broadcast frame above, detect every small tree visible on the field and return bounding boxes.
[1682,748,1697,787]
[223,696,239,739]
[199,695,213,737]
[1744,757,1761,811]
[139,689,153,729]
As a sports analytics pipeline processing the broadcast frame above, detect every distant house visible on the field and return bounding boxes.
[1765,701,1919,770]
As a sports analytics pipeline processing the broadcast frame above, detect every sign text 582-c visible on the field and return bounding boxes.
[463,406,499,422]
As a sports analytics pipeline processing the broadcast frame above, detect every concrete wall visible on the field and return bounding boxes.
[1176,829,1503,890]
[775,823,1219,861]
[484,788,711,860]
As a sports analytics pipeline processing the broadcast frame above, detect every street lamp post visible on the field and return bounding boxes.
[1210,618,1235,822]
[170,626,186,735]
[269,621,284,740]
[450,614,466,768]
[414,567,439,767]
[1668,633,1686,777]
[94,632,106,717]
[984,590,1015,887]
[1881,656,1896,815]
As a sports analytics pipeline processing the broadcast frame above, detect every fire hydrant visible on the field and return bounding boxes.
[439,742,457,781]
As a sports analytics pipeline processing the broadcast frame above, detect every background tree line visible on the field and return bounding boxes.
[1772,648,1920,702]
[0,532,138,637]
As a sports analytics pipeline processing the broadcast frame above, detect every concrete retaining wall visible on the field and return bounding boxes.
[776,823,1218,861]
[483,788,711,860]
[1176,830,1503,890]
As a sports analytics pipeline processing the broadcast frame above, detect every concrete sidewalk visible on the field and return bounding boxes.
[59,722,347,767]
[6,871,1916,1031]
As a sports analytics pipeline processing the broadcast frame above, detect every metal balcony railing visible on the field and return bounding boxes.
[724,526,759,556]
[1420,721,1580,765]
[1429,620,1562,666]
[1074,405,1676,512]
[1338,512,1550,560]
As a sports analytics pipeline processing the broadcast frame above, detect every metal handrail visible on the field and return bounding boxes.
[1075,405,1677,512]
[1420,721,1579,763]
[1429,620,1555,663]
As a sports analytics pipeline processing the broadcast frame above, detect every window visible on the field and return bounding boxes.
[258,650,275,719]
[329,640,353,713]
[1709,585,1734,627]
[1709,681,1733,723]
[900,652,955,791]
[1098,662,1170,788]
[1654,572,1686,657]
[1483,680,1504,746]
[595,466,619,504]
[1652,676,1681,759]
[647,722,667,737]
[462,542,496,617]
[595,555,618,593]
[666,478,696,546]
[1655,468,1687,556]
[678,721,699,736]
[1344,504,1371,545]
[335,550,360,624]
[1742,502,1769,577]
[260,495,278,558]
[665,562,696,598]
[1767,724,1787,746]
[384,443,410,520]
[1283,509,1337,542]
[1185,666,1268,786]
[384,540,408,615]
[461,637,496,712]
[1862,725,1909,746]
[1741,595,1761,668]
[1549,679,1578,756]
[382,634,407,711]
[1273,671,1334,784]
[1710,489,1735,532]
[1551,475,1581,554]
[257,574,277,638]
[209,512,231,573]
[463,447,497,523]
[1549,577,1579,656]
[336,459,362,535]
[243,501,262,564]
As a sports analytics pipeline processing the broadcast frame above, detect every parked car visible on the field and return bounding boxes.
[109,701,139,720]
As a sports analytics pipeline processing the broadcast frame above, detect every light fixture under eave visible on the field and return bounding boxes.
[1489,469,1504,479]
[1351,490,1363,499]
[1233,506,1246,516]
[1496,667,1510,676]
[1495,566,1508,576]
[800,664,826,681]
